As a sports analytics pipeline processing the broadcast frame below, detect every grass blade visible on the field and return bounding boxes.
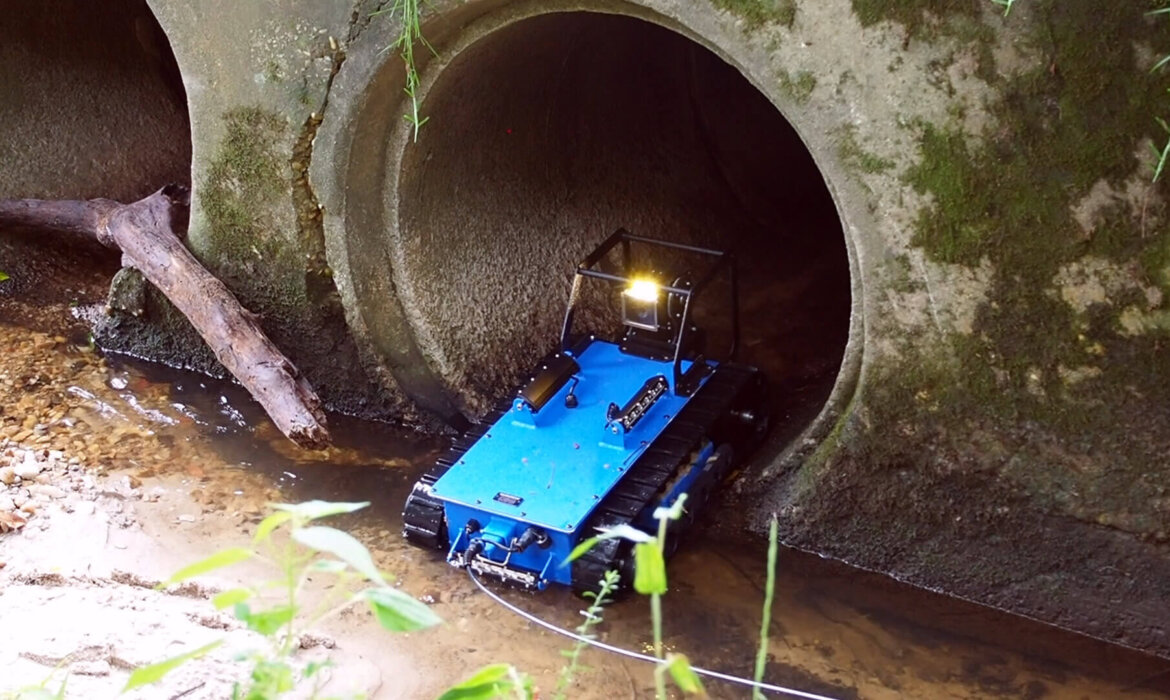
[122,641,222,692]
[157,547,253,588]
[752,516,780,700]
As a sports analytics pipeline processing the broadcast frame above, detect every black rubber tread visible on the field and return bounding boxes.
[571,363,763,595]
[401,353,560,551]
[402,398,512,550]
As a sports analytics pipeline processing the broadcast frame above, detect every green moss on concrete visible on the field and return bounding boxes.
[712,0,796,29]
[199,107,305,308]
[851,0,980,38]
[856,0,1170,539]
[778,70,817,104]
[836,124,895,175]
[202,108,287,255]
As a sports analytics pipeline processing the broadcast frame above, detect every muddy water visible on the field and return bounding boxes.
[1,298,1169,699]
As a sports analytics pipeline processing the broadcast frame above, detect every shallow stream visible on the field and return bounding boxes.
[1,283,1169,698]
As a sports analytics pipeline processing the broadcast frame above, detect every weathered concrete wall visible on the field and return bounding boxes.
[4,0,1169,657]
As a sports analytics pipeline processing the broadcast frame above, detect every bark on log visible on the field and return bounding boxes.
[0,186,331,449]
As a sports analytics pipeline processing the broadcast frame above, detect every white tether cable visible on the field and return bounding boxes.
[468,569,840,700]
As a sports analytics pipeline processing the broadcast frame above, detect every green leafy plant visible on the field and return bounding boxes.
[438,664,534,700]
[124,500,440,698]
[0,271,9,282]
[2,673,67,700]
[373,0,435,142]
[554,569,622,700]
[568,494,704,699]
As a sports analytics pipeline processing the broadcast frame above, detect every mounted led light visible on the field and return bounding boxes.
[622,278,662,331]
[625,279,660,302]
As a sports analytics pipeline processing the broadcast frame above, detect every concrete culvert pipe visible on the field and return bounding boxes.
[320,4,860,460]
[0,0,190,203]
[0,0,190,307]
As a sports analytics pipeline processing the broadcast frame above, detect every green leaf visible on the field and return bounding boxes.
[235,603,296,636]
[122,641,222,692]
[633,542,667,595]
[252,511,292,542]
[291,525,386,585]
[158,547,253,588]
[0,272,9,282]
[272,500,369,521]
[309,559,349,574]
[362,587,442,632]
[665,653,705,695]
[653,493,688,523]
[211,588,253,610]
[600,523,655,543]
[438,664,522,700]
[566,523,655,566]
[565,536,600,564]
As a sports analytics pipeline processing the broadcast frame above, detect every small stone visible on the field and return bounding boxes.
[72,660,112,677]
[14,453,44,480]
[19,502,37,515]
[0,467,15,485]
[29,484,66,499]
[177,514,196,523]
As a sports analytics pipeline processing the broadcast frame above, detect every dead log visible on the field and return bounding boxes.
[0,186,331,449]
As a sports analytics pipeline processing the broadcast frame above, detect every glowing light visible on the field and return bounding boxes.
[625,279,660,302]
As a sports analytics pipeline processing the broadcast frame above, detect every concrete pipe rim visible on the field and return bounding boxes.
[319,0,866,476]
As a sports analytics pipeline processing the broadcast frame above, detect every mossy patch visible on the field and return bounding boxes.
[712,0,796,30]
[199,107,304,309]
[851,0,981,38]
[883,0,1170,537]
[836,124,895,175]
[201,108,287,255]
[778,70,817,104]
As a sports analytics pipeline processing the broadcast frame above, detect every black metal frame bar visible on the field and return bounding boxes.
[559,228,740,394]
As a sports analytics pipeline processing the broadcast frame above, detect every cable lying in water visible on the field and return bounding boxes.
[468,569,839,700]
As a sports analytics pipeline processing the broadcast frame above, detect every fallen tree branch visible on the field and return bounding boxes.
[0,186,331,448]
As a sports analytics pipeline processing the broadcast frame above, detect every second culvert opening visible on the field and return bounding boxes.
[396,11,849,442]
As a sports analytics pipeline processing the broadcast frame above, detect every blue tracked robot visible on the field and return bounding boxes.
[402,230,769,593]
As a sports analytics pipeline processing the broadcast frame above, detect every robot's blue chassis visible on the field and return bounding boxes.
[403,338,765,593]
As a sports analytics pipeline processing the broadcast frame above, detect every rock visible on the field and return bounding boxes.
[71,660,112,676]
[29,484,66,500]
[0,466,15,485]
[14,452,44,480]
